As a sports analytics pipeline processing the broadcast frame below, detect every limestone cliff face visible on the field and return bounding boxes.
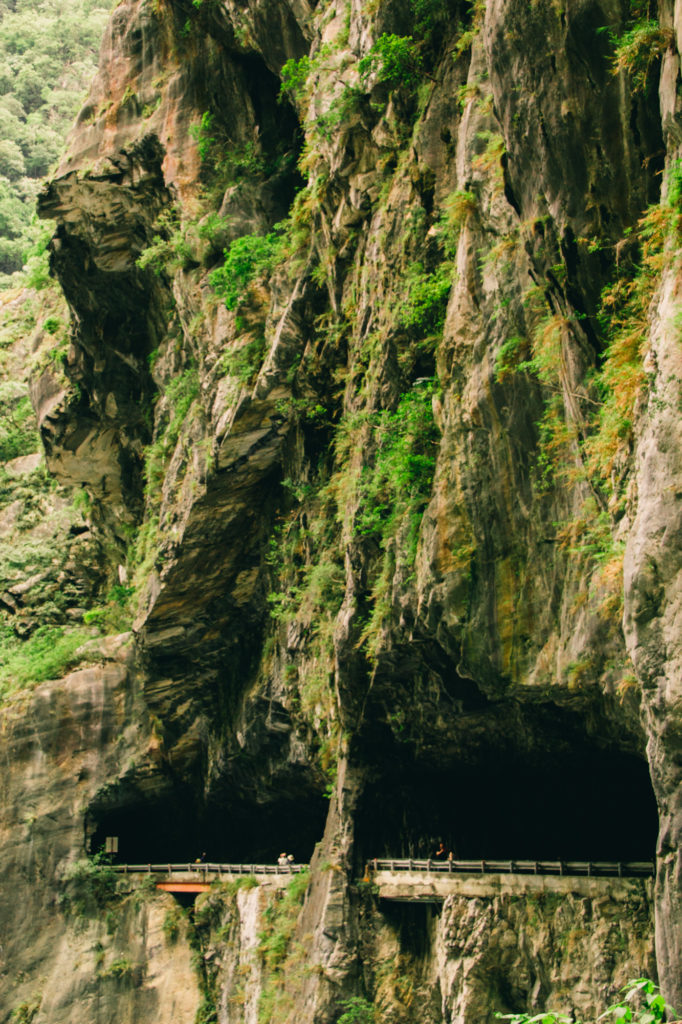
[2,0,682,1019]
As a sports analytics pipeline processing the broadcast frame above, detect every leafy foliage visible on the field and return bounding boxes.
[0,380,39,460]
[494,334,528,381]
[439,189,477,253]
[585,159,682,504]
[497,1014,573,1024]
[209,230,284,311]
[599,978,672,1024]
[610,19,672,92]
[358,34,422,88]
[60,849,118,918]
[279,55,312,102]
[101,957,134,980]
[143,364,200,498]
[0,623,92,700]
[221,332,267,385]
[397,261,452,339]
[190,110,275,194]
[82,583,134,633]
[136,207,196,276]
[257,871,310,1024]
[496,978,675,1024]
[258,870,310,971]
[337,997,376,1024]
[355,380,439,545]
[409,0,452,44]
[9,1001,40,1024]
[347,380,440,655]
[0,0,110,282]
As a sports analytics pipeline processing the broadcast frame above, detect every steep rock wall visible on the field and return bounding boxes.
[2,0,682,1018]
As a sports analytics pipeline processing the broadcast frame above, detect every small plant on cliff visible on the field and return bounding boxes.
[258,869,310,970]
[496,978,675,1024]
[143,364,200,498]
[82,583,134,633]
[609,19,672,92]
[189,110,216,163]
[358,34,423,88]
[497,1014,573,1024]
[191,111,270,190]
[0,624,92,700]
[209,230,284,311]
[279,54,312,102]
[355,380,439,543]
[60,849,118,918]
[349,380,440,657]
[409,0,453,45]
[585,158,682,505]
[473,130,506,192]
[397,261,452,341]
[195,998,218,1024]
[100,956,134,980]
[337,997,376,1024]
[439,189,477,253]
[0,382,39,461]
[600,978,672,1024]
[136,207,196,277]
[257,870,310,1024]
[220,332,267,385]
[9,1001,40,1024]
[23,226,53,291]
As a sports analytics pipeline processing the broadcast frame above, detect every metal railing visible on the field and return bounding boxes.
[109,859,654,880]
[368,858,654,878]
[112,863,305,875]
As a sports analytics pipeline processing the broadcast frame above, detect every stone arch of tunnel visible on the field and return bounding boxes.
[353,701,658,867]
[86,770,329,865]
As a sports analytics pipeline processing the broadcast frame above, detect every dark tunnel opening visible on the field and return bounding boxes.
[355,736,658,868]
[87,778,329,866]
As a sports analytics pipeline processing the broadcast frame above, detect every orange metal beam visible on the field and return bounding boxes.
[156,882,211,893]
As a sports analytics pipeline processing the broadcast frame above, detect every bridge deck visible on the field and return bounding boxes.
[368,858,654,877]
[112,862,305,876]
[110,860,654,901]
[112,863,304,892]
[111,859,653,879]
[371,869,653,902]
[366,860,653,901]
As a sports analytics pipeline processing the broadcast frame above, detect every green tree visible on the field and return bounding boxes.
[358,34,423,88]
[0,0,110,283]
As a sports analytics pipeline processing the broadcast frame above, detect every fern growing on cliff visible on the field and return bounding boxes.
[609,19,672,92]
[586,159,682,503]
[355,380,439,543]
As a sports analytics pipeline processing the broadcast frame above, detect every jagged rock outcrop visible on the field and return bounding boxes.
[2,0,682,1019]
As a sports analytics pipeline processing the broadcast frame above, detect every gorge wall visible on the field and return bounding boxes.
[1,0,681,1019]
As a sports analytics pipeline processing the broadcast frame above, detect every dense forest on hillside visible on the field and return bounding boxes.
[0,0,110,692]
[0,0,109,282]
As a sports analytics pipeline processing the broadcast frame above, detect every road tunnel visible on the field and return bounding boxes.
[354,704,658,867]
[87,771,328,866]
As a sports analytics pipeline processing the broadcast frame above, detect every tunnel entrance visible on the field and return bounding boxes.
[87,774,328,866]
[355,710,658,867]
